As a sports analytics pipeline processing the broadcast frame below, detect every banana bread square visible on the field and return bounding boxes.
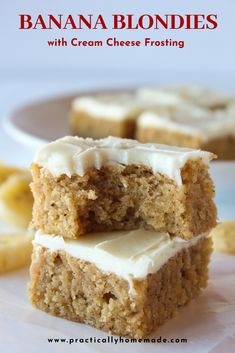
[29,230,212,339]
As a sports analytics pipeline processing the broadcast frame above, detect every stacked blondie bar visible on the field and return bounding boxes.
[29,136,217,338]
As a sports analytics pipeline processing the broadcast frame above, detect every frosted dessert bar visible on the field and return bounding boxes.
[136,108,235,160]
[31,136,217,240]
[70,93,140,139]
[136,86,235,160]
[29,229,212,338]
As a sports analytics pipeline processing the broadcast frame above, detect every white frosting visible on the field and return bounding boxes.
[138,112,202,137]
[136,88,184,107]
[138,110,235,141]
[34,229,208,294]
[169,84,232,108]
[138,86,232,109]
[34,136,212,185]
[72,93,140,121]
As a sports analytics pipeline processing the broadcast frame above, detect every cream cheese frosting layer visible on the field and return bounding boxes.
[138,111,204,137]
[138,110,235,141]
[34,136,212,185]
[72,93,140,121]
[34,229,208,287]
[136,88,184,107]
[169,84,232,108]
[137,86,232,109]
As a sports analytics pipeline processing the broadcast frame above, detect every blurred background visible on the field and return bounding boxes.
[0,0,235,166]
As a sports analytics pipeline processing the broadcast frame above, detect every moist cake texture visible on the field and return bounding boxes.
[31,136,217,240]
[29,230,212,338]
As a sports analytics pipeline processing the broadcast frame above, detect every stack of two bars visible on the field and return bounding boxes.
[29,136,217,338]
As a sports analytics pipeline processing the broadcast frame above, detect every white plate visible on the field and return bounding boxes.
[4,92,77,148]
[3,89,131,148]
[3,91,235,220]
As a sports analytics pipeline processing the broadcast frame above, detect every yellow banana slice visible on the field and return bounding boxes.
[0,162,24,185]
[211,221,235,254]
[0,232,33,274]
[0,172,33,228]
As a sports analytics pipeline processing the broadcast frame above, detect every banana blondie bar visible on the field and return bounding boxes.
[31,136,217,240]
[29,229,212,338]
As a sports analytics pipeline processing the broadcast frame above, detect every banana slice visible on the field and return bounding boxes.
[0,162,24,185]
[211,221,235,254]
[0,172,33,228]
[0,232,33,274]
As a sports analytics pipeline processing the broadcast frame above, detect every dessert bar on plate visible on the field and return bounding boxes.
[136,106,235,160]
[30,136,217,240]
[69,93,140,139]
[136,86,235,160]
[29,229,212,339]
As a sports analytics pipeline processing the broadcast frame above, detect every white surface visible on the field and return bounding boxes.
[0,252,235,353]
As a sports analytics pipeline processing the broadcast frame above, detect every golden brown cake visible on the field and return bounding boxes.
[29,229,212,339]
[30,136,217,240]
